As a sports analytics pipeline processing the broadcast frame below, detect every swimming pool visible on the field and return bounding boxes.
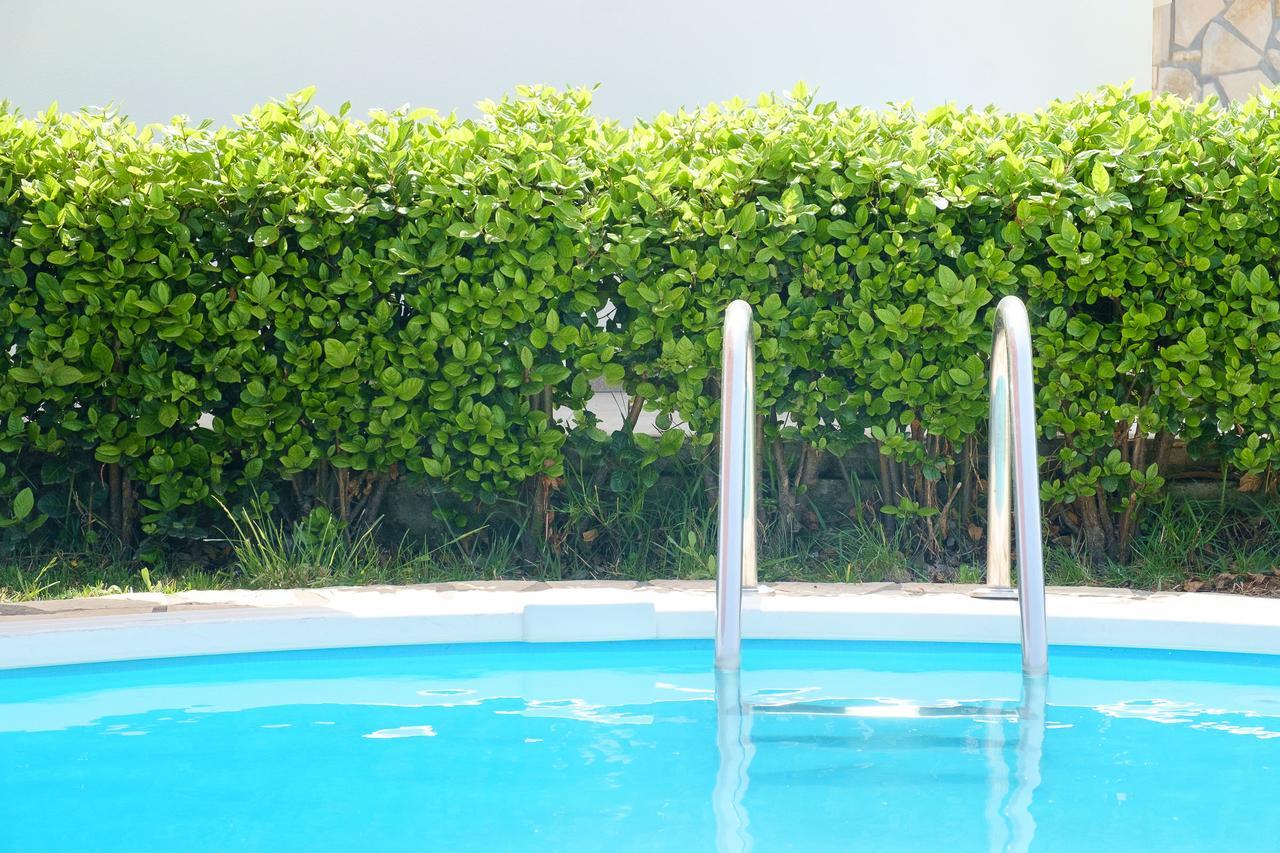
[2,639,1277,851]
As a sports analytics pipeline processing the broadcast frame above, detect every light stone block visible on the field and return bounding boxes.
[1157,65,1202,98]
[1203,21,1263,73]
[1218,66,1273,99]
[1225,0,1274,48]
[1154,1,1174,63]
[1174,0,1226,46]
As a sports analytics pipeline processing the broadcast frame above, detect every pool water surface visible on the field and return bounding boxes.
[1,640,1277,851]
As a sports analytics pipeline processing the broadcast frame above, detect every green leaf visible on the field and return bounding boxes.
[1090,161,1111,194]
[323,339,353,368]
[250,273,271,301]
[95,445,123,464]
[253,226,280,247]
[12,488,33,521]
[50,365,83,386]
[397,377,425,401]
[827,220,855,240]
[658,428,685,456]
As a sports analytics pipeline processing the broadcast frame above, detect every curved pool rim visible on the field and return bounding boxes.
[2,581,1278,671]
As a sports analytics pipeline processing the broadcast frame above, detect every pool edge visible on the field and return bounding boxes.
[2,582,1278,669]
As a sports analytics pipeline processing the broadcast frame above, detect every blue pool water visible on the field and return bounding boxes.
[1,640,1278,852]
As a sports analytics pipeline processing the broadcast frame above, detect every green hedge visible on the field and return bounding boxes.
[1,85,1277,560]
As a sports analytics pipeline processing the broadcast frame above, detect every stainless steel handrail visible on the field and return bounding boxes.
[715,299,758,672]
[975,295,1049,677]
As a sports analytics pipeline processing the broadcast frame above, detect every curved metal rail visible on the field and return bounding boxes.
[975,295,1049,677]
[715,299,758,672]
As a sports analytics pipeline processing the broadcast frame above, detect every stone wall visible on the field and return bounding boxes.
[1154,0,1280,102]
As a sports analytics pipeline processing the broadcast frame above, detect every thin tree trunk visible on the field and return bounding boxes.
[338,467,350,525]
[877,445,896,536]
[624,394,645,433]
[890,458,904,508]
[120,474,134,550]
[923,443,939,556]
[1095,487,1116,559]
[800,445,822,529]
[355,472,391,531]
[1154,431,1174,473]
[107,462,122,545]
[1077,489,1110,561]
[835,454,864,525]
[1116,427,1148,558]
[959,436,975,540]
[772,437,795,535]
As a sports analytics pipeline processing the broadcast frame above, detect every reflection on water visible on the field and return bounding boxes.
[714,668,754,853]
[985,675,1046,853]
[715,672,1048,853]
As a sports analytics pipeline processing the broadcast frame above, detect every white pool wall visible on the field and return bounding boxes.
[2,583,1277,671]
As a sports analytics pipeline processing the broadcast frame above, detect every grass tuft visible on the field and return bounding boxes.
[220,505,385,589]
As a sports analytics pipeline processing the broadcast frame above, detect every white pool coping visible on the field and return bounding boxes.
[1,582,1278,671]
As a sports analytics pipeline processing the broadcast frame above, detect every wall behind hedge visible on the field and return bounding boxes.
[1,85,1277,559]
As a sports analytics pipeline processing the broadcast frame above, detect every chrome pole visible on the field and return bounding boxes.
[715,299,757,671]
[986,345,1013,591]
[976,296,1049,678]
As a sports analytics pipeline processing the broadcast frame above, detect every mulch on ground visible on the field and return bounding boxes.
[1179,570,1280,596]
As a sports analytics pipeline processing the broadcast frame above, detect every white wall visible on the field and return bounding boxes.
[1,0,1151,123]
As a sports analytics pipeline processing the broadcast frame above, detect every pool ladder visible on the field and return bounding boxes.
[972,296,1048,677]
[714,300,757,672]
[713,295,1049,677]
